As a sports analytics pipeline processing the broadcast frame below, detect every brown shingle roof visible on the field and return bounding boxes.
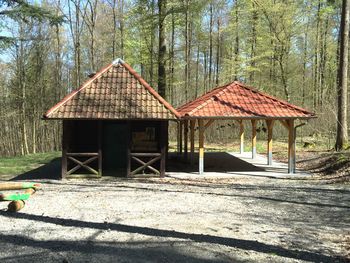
[177,81,315,119]
[44,59,180,120]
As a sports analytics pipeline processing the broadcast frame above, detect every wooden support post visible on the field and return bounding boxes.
[251,120,257,159]
[190,119,196,165]
[61,121,68,179]
[98,121,102,176]
[179,121,183,154]
[198,119,204,174]
[184,120,188,160]
[266,120,274,165]
[127,121,131,177]
[287,119,295,174]
[239,120,244,154]
[160,121,167,177]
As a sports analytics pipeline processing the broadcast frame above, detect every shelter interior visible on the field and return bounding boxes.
[62,120,168,178]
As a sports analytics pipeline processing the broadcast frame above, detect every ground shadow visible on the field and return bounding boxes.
[0,211,346,263]
[10,158,61,181]
[7,152,266,180]
[167,152,264,173]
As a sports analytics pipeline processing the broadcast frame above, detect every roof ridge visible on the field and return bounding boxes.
[234,81,315,115]
[121,61,180,118]
[44,63,113,117]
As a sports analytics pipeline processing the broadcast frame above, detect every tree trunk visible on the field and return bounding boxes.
[215,18,220,86]
[119,0,124,59]
[250,1,258,83]
[170,11,175,104]
[234,0,239,81]
[313,0,321,109]
[208,3,213,88]
[157,0,167,98]
[111,0,117,58]
[302,18,309,106]
[184,0,189,101]
[335,0,349,151]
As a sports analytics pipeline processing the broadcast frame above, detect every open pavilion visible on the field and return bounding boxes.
[176,81,316,174]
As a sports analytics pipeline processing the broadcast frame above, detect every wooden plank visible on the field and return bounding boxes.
[251,119,257,159]
[238,120,244,154]
[61,121,68,179]
[130,153,161,157]
[198,119,204,174]
[190,119,196,165]
[66,153,99,157]
[266,120,275,165]
[287,119,295,174]
[65,174,101,179]
[184,120,188,160]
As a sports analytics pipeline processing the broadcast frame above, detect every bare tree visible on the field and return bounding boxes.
[335,0,349,150]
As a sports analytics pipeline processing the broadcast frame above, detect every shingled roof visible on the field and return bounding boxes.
[177,81,315,119]
[44,59,180,120]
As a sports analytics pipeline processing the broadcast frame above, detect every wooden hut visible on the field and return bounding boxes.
[44,59,179,178]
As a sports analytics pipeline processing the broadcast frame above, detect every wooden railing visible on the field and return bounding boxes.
[65,152,101,177]
[128,153,161,176]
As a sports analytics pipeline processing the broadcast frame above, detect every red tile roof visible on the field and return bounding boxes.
[44,59,180,120]
[177,81,315,119]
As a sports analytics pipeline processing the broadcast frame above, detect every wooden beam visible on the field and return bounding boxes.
[287,119,295,174]
[98,121,102,176]
[251,119,257,159]
[204,119,214,129]
[160,121,167,177]
[131,153,161,157]
[279,119,289,130]
[127,121,131,177]
[61,121,68,179]
[238,120,244,154]
[179,121,183,154]
[66,153,98,156]
[266,120,275,165]
[190,119,196,165]
[198,119,205,174]
[184,120,189,160]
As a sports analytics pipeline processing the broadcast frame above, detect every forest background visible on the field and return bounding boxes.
[0,0,349,157]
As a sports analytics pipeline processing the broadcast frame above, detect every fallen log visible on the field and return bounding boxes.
[0,182,41,191]
[0,192,31,201]
[7,200,25,212]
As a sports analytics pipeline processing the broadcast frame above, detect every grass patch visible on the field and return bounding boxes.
[0,152,60,176]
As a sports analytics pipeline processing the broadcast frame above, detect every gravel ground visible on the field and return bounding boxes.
[0,176,349,263]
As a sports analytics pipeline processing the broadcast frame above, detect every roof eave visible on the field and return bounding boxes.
[179,115,317,120]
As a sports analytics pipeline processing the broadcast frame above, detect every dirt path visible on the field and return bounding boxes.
[0,176,349,262]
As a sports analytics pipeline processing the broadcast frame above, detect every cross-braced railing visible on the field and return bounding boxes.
[129,153,161,176]
[65,153,101,177]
